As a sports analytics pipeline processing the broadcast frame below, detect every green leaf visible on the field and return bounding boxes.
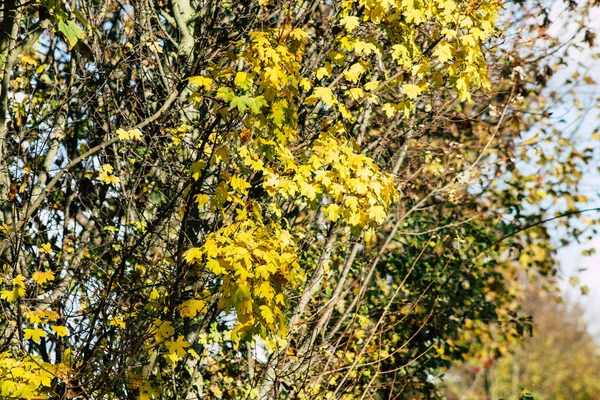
[247,96,267,114]
[57,20,85,50]
[230,95,250,112]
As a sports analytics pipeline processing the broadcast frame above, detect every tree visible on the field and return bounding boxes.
[443,287,600,400]
[0,0,598,399]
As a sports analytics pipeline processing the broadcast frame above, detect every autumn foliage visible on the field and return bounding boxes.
[1,0,599,399]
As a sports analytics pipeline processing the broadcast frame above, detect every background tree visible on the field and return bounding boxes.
[0,0,599,399]
[443,287,600,400]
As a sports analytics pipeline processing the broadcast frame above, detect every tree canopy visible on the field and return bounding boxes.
[444,287,600,400]
[1,0,599,399]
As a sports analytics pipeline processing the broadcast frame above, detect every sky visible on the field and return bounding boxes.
[545,2,600,335]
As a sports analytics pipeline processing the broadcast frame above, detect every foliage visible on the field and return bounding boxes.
[0,0,599,399]
[443,288,600,400]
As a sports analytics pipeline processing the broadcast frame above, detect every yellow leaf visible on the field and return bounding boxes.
[255,281,275,301]
[340,15,360,32]
[128,128,143,140]
[337,103,354,120]
[183,247,203,264]
[368,205,387,224]
[234,71,247,87]
[32,271,55,285]
[259,305,275,324]
[402,84,424,99]
[165,335,190,358]
[40,242,53,255]
[364,80,380,91]
[382,103,397,118]
[153,319,174,342]
[346,87,364,100]
[188,76,214,90]
[188,349,201,360]
[1,289,21,302]
[195,194,210,208]
[323,203,341,222]
[209,385,223,398]
[150,288,160,300]
[230,175,252,195]
[433,42,454,63]
[207,258,226,275]
[24,328,47,343]
[299,180,319,200]
[117,128,130,140]
[343,62,365,83]
[51,325,69,337]
[300,77,312,91]
[583,76,596,85]
[354,40,376,56]
[179,299,206,318]
[21,54,38,66]
[12,274,26,288]
[315,66,331,81]
[311,86,337,107]
[99,164,120,185]
[455,76,471,101]
[109,316,126,329]
[189,160,205,181]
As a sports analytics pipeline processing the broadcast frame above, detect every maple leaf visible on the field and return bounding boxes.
[24,328,47,343]
[234,71,252,90]
[311,87,337,107]
[206,258,226,275]
[153,319,174,342]
[382,103,397,118]
[51,325,69,337]
[110,316,126,329]
[32,271,55,285]
[188,75,213,90]
[255,281,275,301]
[271,101,287,127]
[230,95,250,112]
[260,305,275,324]
[183,247,203,264]
[364,80,380,91]
[456,76,471,101]
[128,128,143,140]
[347,88,365,100]
[344,196,359,211]
[323,203,342,222]
[195,194,210,208]
[340,15,360,32]
[99,164,120,185]
[433,42,454,63]
[247,95,267,114]
[209,385,224,398]
[315,66,331,80]
[368,205,387,224]
[189,160,205,181]
[402,84,424,99]
[299,77,312,91]
[12,274,27,288]
[180,299,206,318]
[343,62,366,83]
[1,289,20,302]
[39,242,53,255]
[354,40,376,56]
[117,128,130,140]
[230,175,252,195]
[203,239,220,258]
[166,335,190,358]
[117,128,143,141]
